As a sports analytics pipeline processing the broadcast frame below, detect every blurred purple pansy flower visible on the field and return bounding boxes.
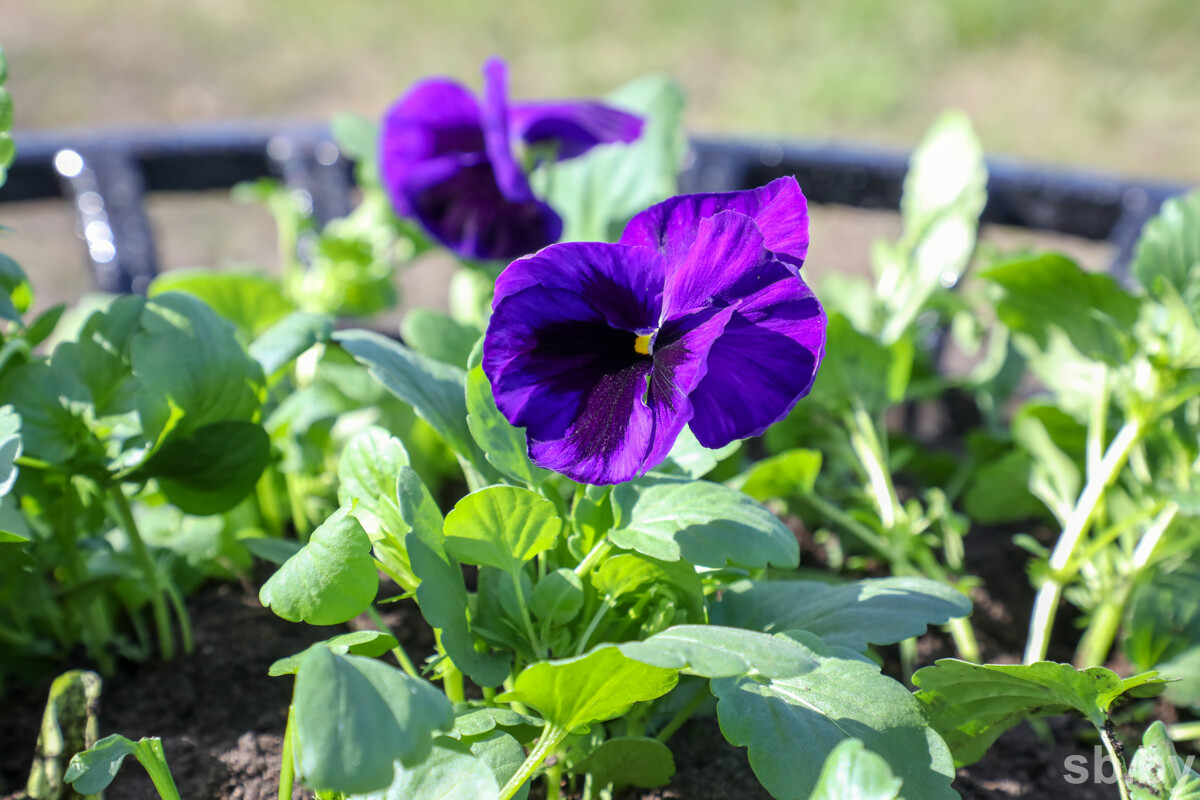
[380,57,643,261]
[483,176,826,485]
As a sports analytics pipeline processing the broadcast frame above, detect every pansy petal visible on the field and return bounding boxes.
[484,285,645,442]
[687,276,826,448]
[620,176,809,269]
[494,242,667,334]
[661,210,796,319]
[510,101,644,160]
[479,56,537,203]
[380,78,485,216]
[406,158,562,260]
[527,305,731,485]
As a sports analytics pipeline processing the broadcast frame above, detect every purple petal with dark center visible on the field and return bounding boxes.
[493,242,667,335]
[620,176,810,270]
[380,78,486,217]
[510,101,644,160]
[484,284,646,442]
[686,276,826,448]
[480,57,534,202]
[527,305,732,485]
[661,210,796,319]
[405,157,562,261]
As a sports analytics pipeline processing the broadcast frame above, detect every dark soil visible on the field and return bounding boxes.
[0,579,1126,800]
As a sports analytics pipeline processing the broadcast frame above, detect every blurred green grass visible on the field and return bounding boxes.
[4,0,1200,178]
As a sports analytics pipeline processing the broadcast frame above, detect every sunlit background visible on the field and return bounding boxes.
[2,0,1198,309]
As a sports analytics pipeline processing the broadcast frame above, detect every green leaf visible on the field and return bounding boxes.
[810,314,909,414]
[980,253,1140,364]
[591,552,703,607]
[1012,402,1085,524]
[572,737,675,789]
[713,632,957,800]
[449,707,544,745]
[618,625,818,679]
[1128,721,1200,800]
[133,292,265,441]
[1125,563,1200,672]
[148,269,294,339]
[135,421,270,515]
[0,405,20,496]
[463,731,528,800]
[530,568,584,625]
[64,735,178,799]
[248,311,333,376]
[292,648,454,795]
[610,479,798,569]
[443,486,562,573]
[400,309,480,368]
[400,466,511,687]
[259,505,379,625]
[654,428,741,479]
[338,426,414,586]
[710,577,972,655]
[962,449,1047,524]
[25,302,66,348]
[1159,646,1200,707]
[809,739,903,800]
[0,358,91,466]
[730,448,822,501]
[27,669,102,800]
[1131,190,1200,312]
[268,631,400,676]
[912,659,1168,767]
[466,364,549,486]
[0,254,31,322]
[543,75,685,243]
[346,737,502,800]
[497,646,679,733]
[335,330,494,476]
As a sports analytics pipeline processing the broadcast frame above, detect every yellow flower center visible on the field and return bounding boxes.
[633,333,652,355]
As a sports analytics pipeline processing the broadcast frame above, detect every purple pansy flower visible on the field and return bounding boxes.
[483,176,826,485]
[380,58,643,261]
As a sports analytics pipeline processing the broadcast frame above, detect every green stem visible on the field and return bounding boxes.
[573,597,614,657]
[655,683,710,744]
[163,581,194,656]
[1166,721,1200,742]
[574,538,613,579]
[284,471,311,541]
[947,616,981,664]
[544,755,564,800]
[135,741,183,800]
[433,628,465,702]
[1024,418,1142,664]
[510,567,547,660]
[1100,723,1132,800]
[279,707,296,800]
[366,605,420,678]
[795,492,893,558]
[847,406,904,532]
[110,485,174,661]
[499,725,568,800]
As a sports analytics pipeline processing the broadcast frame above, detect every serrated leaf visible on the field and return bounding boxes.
[713,631,957,800]
[293,648,454,795]
[809,739,903,800]
[618,625,818,679]
[573,737,675,789]
[400,466,511,687]
[268,631,400,676]
[338,426,414,586]
[443,486,562,573]
[610,479,798,569]
[466,364,548,485]
[1128,721,1200,800]
[497,646,679,733]
[912,659,1168,767]
[710,577,971,655]
[259,506,378,625]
